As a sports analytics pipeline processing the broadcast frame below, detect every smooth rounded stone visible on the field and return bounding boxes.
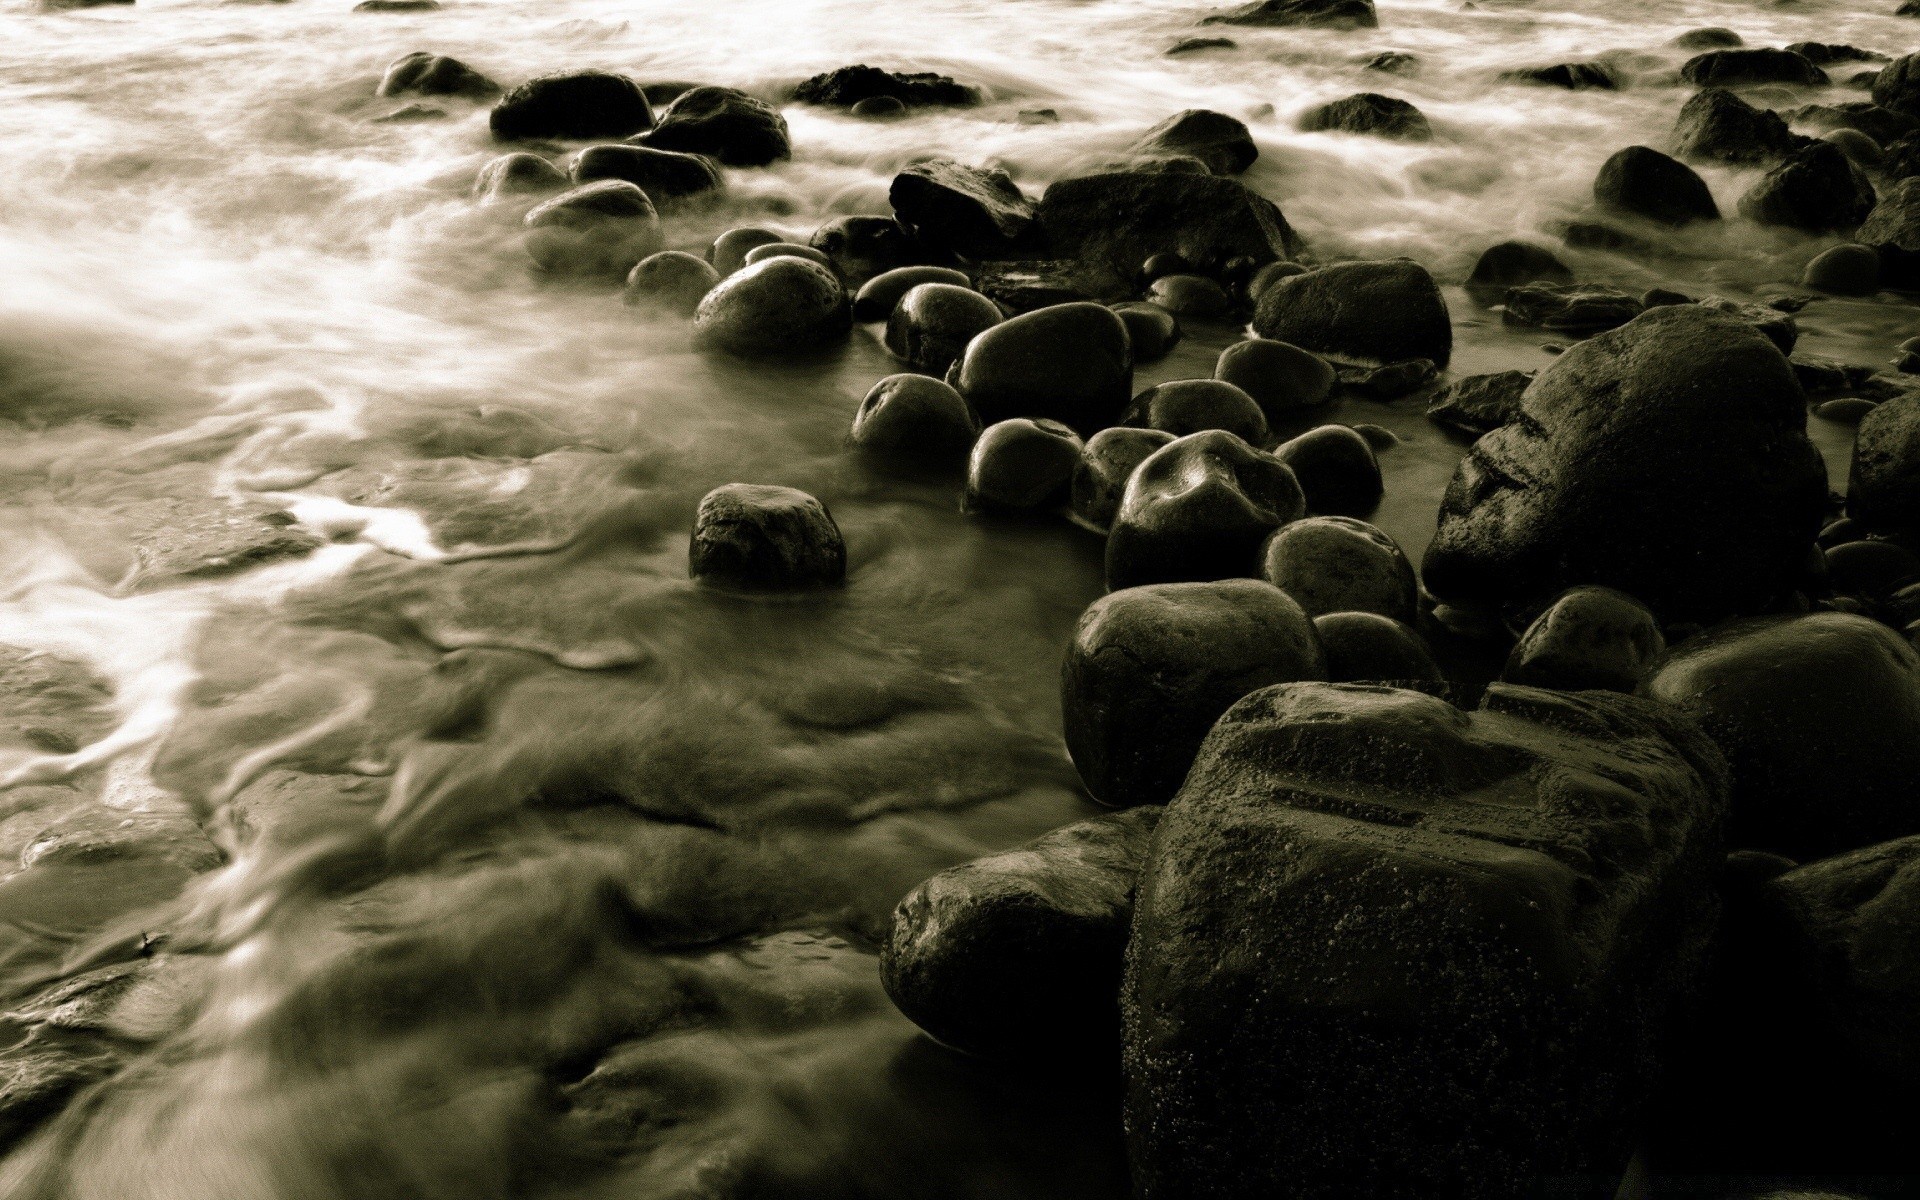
[1143,274,1232,319]
[708,226,784,275]
[1297,92,1431,140]
[881,808,1163,1060]
[850,373,980,459]
[1425,305,1828,626]
[622,251,719,315]
[1848,391,1920,531]
[1063,580,1324,810]
[1349,423,1396,449]
[1803,242,1880,293]
[790,64,981,109]
[1498,61,1621,90]
[1129,109,1258,176]
[1502,283,1644,334]
[1681,48,1829,88]
[690,256,852,357]
[1790,99,1919,145]
[1071,427,1176,531]
[355,0,439,9]
[1593,145,1720,226]
[1825,537,1920,596]
[634,85,789,167]
[965,418,1084,512]
[1464,241,1572,306]
[1110,302,1181,363]
[1337,358,1436,400]
[377,52,500,100]
[1736,141,1876,232]
[373,103,449,125]
[1259,515,1414,621]
[1200,0,1378,29]
[852,265,972,321]
[1815,397,1878,424]
[1503,586,1665,693]
[1140,252,1193,282]
[1273,424,1382,517]
[1873,53,1920,118]
[742,241,833,269]
[809,216,923,288]
[1251,259,1451,367]
[522,180,662,278]
[688,483,846,589]
[1121,379,1268,443]
[1213,337,1336,420]
[1124,682,1728,1199]
[953,302,1133,434]
[1426,369,1533,437]
[1104,430,1306,590]
[1245,260,1307,305]
[1823,126,1885,166]
[1036,171,1304,297]
[1169,36,1237,55]
[1674,27,1742,50]
[889,160,1037,260]
[1312,612,1441,685]
[472,151,567,199]
[850,95,906,118]
[570,143,722,206]
[489,70,654,141]
[883,283,1003,376]
[1647,612,1920,858]
[1671,87,1807,165]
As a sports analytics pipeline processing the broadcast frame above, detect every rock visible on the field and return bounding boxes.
[810,216,923,288]
[973,260,1096,312]
[522,181,661,278]
[882,809,1162,1059]
[623,250,720,315]
[1849,390,1920,530]
[1788,42,1884,67]
[1200,0,1377,28]
[1064,581,1323,809]
[1260,515,1414,620]
[1499,62,1620,90]
[1105,431,1305,590]
[1245,260,1307,305]
[1859,176,1920,284]
[889,161,1038,260]
[1672,88,1806,164]
[354,0,437,9]
[850,374,979,459]
[1424,305,1828,625]
[1168,36,1236,55]
[490,69,654,141]
[883,283,1003,375]
[1593,145,1720,226]
[852,265,973,321]
[371,103,447,124]
[965,418,1084,511]
[1803,243,1880,293]
[1252,259,1451,367]
[688,483,846,589]
[1037,172,1304,297]
[1822,126,1885,167]
[1129,110,1257,175]
[1681,48,1830,88]
[1674,28,1742,51]
[690,256,852,357]
[708,226,784,275]
[1312,612,1442,685]
[1273,425,1382,517]
[1503,586,1664,692]
[953,302,1133,433]
[1122,379,1268,444]
[377,52,499,100]
[1872,52,1920,117]
[1693,296,1798,355]
[1825,538,1920,596]
[1737,141,1876,232]
[1464,241,1572,306]
[1298,92,1431,140]
[1335,358,1436,400]
[473,151,567,199]
[851,95,906,119]
[1124,682,1728,1199]
[1790,100,1918,145]
[1213,338,1335,420]
[1072,427,1176,531]
[570,143,723,204]
[634,86,789,167]
[1502,283,1644,334]
[790,65,980,109]
[743,242,834,270]
[1365,50,1417,73]
[1110,302,1181,363]
[1647,613,1920,857]
[1816,397,1880,424]
[1143,275,1232,319]
[1426,369,1533,436]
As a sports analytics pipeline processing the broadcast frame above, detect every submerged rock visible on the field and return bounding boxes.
[522,180,662,278]
[708,226,784,275]
[1251,259,1452,367]
[1672,88,1807,164]
[965,418,1084,511]
[1502,283,1644,334]
[1802,243,1880,293]
[790,64,981,108]
[1071,427,1175,531]
[1499,61,1620,90]
[1464,241,1572,305]
[623,250,719,315]
[1504,586,1665,692]
[1038,171,1304,297]
[1594,145,1720,226]
[691,256,852,356]
[490,69,654,141]
[1105,430,1305,590]
[889,161,1038,260]
[1201,0,1377,28]
[1848,390,1920,531]
[1298,92,1431,140]
[882,283,1002,376]
[1737,141,1876,232]
[688,483,846,589]
[1213,338,1335,419]
[850,374,980,459]
[1681,48,1829,88]
[1425,369,1532,436]
[1260,515,1414,620]
[473,151,567,199]
[1674,27,1741,51]
[953,302,1133,433]
[377,52,499,100]
[634,85,789,167]
[1129,109,1258,175]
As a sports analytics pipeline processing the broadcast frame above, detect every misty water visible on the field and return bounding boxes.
[0,0,1912,1194]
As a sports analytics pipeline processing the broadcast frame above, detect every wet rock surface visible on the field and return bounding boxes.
[1038,172,1304,297]
[490,69,654,141]
[1250,259,1452,367]
[1105,430,1306,590]
[689,483,847,589]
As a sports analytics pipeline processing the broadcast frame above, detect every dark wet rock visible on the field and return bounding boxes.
[1859,176,1920,284]
[1695,296,1798,355]
[1245,259,1307,305]
[570,143,722,204]
[708,226,784,275]
[1680,48,1829,88]
[953,302,1133,434]
[883,283,1003,376]
[1849,390,1920,531]
[1674,28,1742,51]
[1110,302,1181,363]
[1737,141,1876,232]
[1122,379,1268,444]
[1504,586,1664,693]
[1105,431,1305,590]
[1803,243,1880,293]
[1260,515,1414,620]
[622,250,719,315]
[1016,107,1059,125]
[1825,538,1920,596]
[1426,369,1532,437]
[1872,52,1920,118]
[1201,0,1377,28]
[1789,100,1917,144]
[1672,88,1807,164]
[810,216,924,288]
[1313,612,1442,685]
[972,260,1095,312]
[1143,274,1232,319]
[1298,92,1431,140]
[1072,427,1176,531]
[1425,305,1827,626]
[377,52,499,100]
[1064,580,1323,810]
[1129,110,1257,175]
[688,483,846,589]
[1167,36,1236,55]
[1787,42,1884,67]
[1559,220,1646,251]
[489,70,654,141]
[852,265,972,322]
[742,241,832,269]
[1816,397,1881,425]
[1647,613,1920,858]
[355,0,437,9]
[1594,145,1720,226]
[1502,283,1644,334]
[1038,171,1304,296]
[1499,62,1620,90]
[473,151,567,199]
[1793,352,1876,394]
[633,85,789,167]
[882,808,1162,1059]
[1124,682,1728,1199]
[851,95,906,119]
[1273,424,1382,517]
[1823,126,1885,168]
[1212,338,1335,420]
[1365,50,1417,73]
[965,418,1084,511]
[522,180,661,278]
[791,65,980,109]
[889,161,1038,261]
[850,373,979,459]
[1251,259,1451,367]
[371,103,447,124]
[1335,358,1436,400]
[1465,241,1572,306]
[690,256,851,356]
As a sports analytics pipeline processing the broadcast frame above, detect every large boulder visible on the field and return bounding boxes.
[1425,369,1532,437]
[1038,172,1304,297]
[952,302,1133,433]
[688,483,845,589]
[1593,145,1720,226]
[1062,580,1324,810]
[1201,0,1377,28]
[635,86,789,167]
[1872,52,1920,118]
[1105,431,1305,590]
[1298,92,1431,140]
[490,69,654,141]
[1129,110,1258,175]
[1671,88,1806,164]
[1849,391,1920,531]
[1124,682,1728,1198]
[1463,241,1571,306]
[889,161,1038,260]
[1736,141,1876,232]
[690,256,851,356]
[522,180,662,278]
[810,216,925,287]
[1259,515,1415,620]
[570,144,723,204]
[377,52,500,100]
[1423,305,1827,626]
[850,374,980,460]
[882,282,1002,376]
[1213,338,1335,419]
[1680,48,1829,88]
[790,65,980,108]
[1251,259,1452,367]
[1858,176,1920,285]
[1646,613,1920,859]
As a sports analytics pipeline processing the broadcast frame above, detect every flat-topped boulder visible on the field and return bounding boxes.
[634,86,789,167]
[1251,259,1451,367]
[490,69,654,141]
[890,161,1039,260]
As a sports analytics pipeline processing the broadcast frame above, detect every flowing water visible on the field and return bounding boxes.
[0,0,1914,1194]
